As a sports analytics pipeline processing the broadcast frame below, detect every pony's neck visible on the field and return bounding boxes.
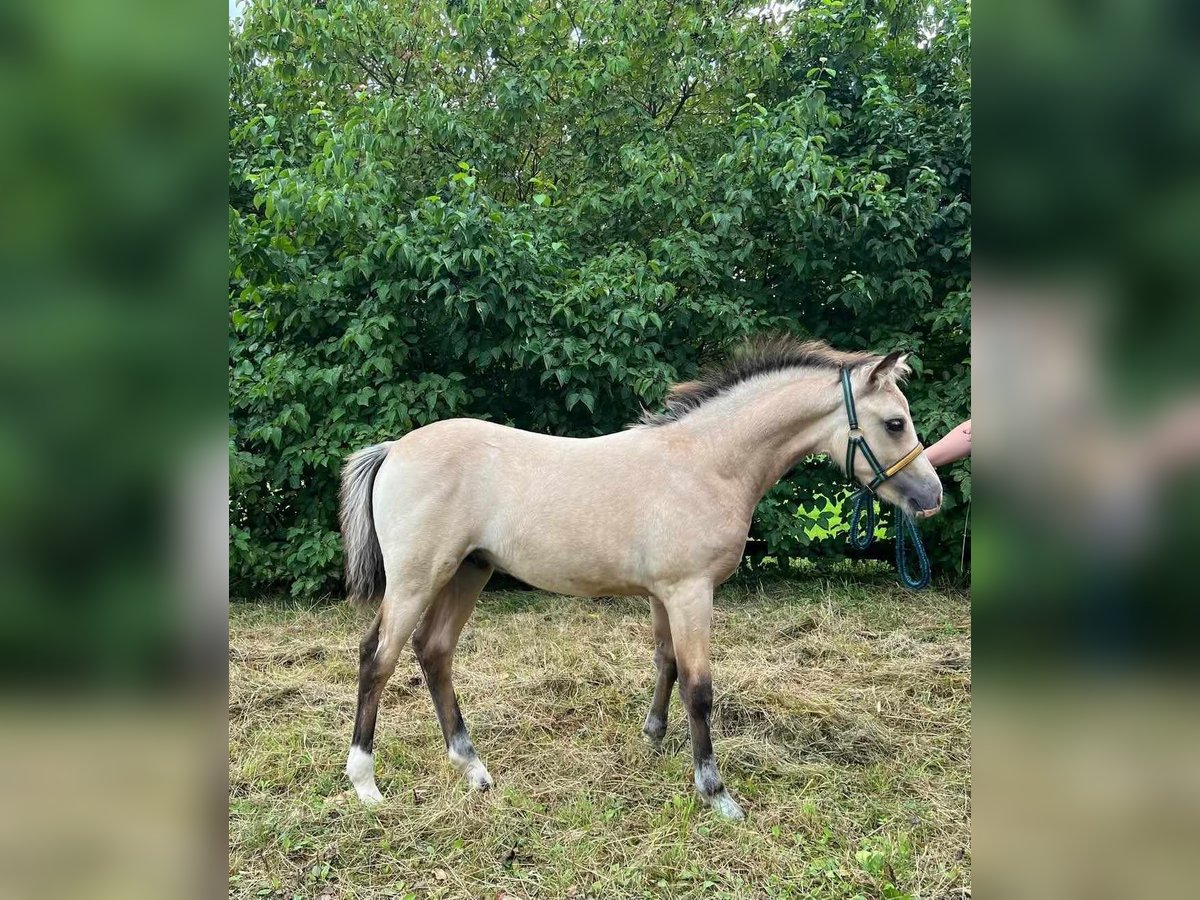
[669,369,844,514]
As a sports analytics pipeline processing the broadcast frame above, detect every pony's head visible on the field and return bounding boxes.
[839,351,943,519]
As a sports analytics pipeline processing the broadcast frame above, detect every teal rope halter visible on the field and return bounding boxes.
[840,367,931,590]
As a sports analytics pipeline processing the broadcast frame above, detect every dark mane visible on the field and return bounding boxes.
[637,336,880,427]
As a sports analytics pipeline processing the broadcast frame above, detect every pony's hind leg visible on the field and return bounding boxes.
[412,557,494,791]
[346,582,441,804]
[347,606,387,803]
[642,596,677,748]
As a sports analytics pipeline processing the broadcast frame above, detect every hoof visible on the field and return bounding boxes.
[704,789,745,821]
[450,745,494,792]
[642,716,667,748]
[355,784,384,805]
[464,762,494,792]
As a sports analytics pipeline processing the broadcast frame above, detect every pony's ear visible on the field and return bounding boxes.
[870,350,910,385]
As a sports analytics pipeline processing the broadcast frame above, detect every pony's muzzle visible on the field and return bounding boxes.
[905,487,943,519]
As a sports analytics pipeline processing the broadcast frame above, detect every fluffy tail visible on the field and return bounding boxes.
[339,442,392,608]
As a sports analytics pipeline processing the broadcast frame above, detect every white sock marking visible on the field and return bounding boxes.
[346,746,382,804]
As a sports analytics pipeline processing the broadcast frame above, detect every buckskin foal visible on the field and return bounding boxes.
[339,337,943,819]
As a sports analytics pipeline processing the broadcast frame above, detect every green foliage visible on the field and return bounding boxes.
[230,0,971,597]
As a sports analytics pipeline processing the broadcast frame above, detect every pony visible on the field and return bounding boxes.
[339,337,942,819]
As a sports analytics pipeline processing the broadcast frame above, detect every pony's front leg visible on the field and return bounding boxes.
[642,596,677,748]
[664,581,745,821]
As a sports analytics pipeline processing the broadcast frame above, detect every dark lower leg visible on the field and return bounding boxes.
[644,645,677,742]
[679,671,721,795]
[415,645,474,753]
[412,580,492,789]
[351,610,385,753]
[415,647,491,788]
[679,668,743,819]
[643,600,677,743]
[347,609,400,803]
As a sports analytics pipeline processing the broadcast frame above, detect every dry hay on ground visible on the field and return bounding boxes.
[229,577,970,900]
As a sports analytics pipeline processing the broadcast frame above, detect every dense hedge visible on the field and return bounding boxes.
[230,0,971,597]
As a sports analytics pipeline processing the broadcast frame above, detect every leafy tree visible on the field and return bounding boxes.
[230,0,971,597]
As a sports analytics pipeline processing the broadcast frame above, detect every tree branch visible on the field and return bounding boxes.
[662,77,696,130]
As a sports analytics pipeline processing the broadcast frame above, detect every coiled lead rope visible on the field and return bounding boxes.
[846,488,931,590]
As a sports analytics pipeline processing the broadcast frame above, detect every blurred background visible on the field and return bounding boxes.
[976,0,1200,896]
[0,1,225,897]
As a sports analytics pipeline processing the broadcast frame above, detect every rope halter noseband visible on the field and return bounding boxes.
[839,365,931,589]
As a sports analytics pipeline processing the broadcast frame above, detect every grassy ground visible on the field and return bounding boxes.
[229,574,970,900]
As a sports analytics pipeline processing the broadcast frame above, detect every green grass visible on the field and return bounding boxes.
[229,574,970,899]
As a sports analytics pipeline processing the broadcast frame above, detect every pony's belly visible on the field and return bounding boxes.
[475,508,748,597]
[475,546,646,598]
[506,561,646,598]
[526,572,645,598]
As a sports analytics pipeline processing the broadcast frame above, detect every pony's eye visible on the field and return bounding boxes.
[885,419,905,433]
